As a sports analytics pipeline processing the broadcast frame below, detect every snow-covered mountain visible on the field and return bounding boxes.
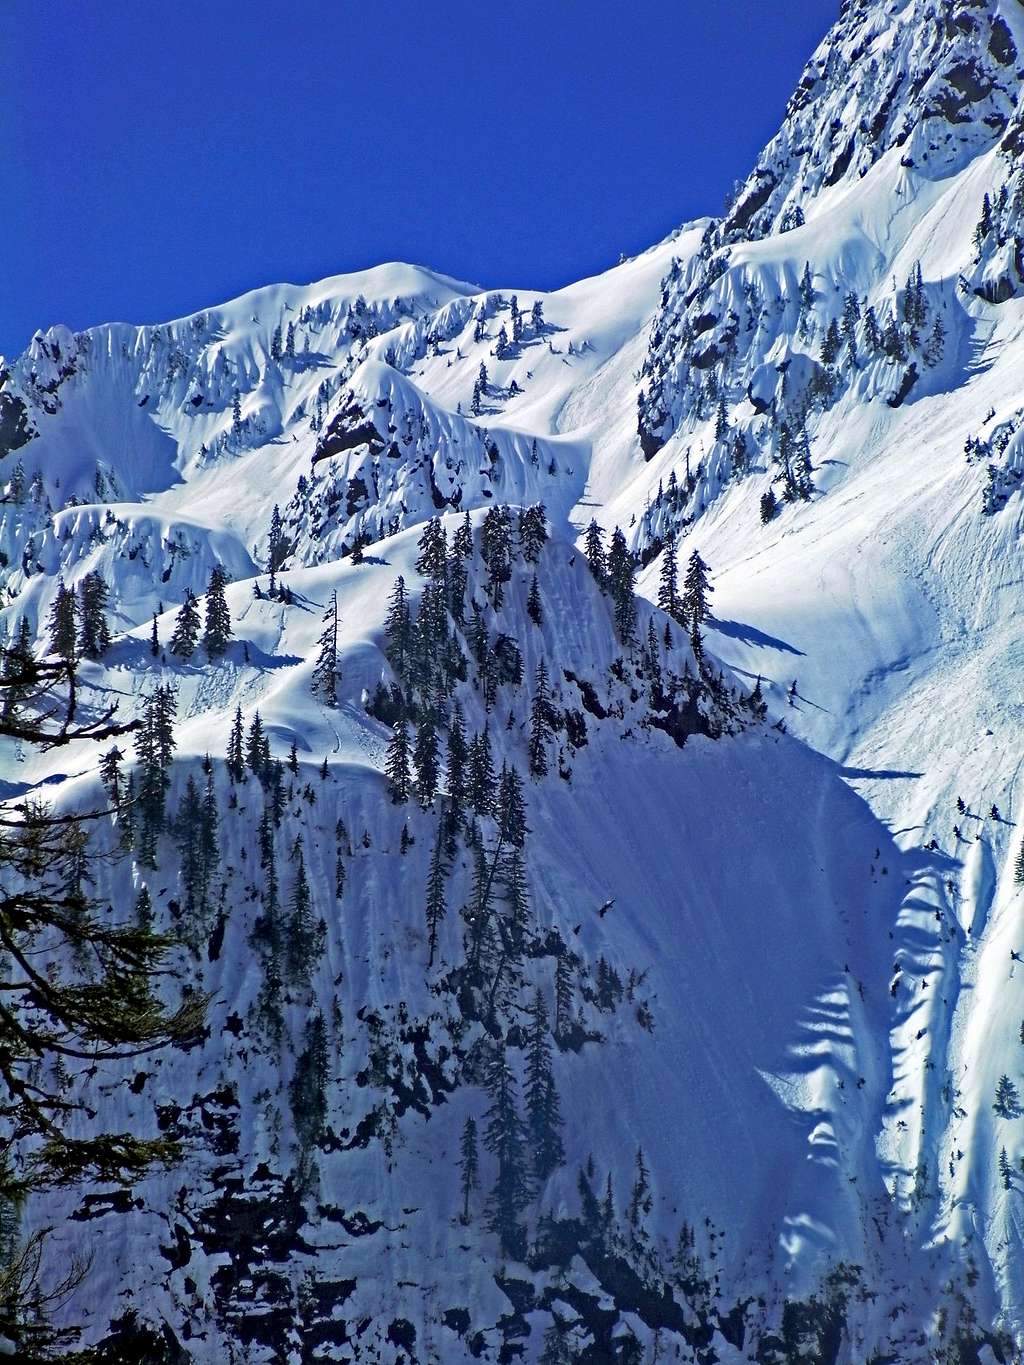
[7,1,1024,1359]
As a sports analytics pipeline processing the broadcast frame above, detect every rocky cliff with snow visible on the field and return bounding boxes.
[6,2,1024,1361]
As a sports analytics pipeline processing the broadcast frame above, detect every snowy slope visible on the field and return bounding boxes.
[7,0,1024,1358]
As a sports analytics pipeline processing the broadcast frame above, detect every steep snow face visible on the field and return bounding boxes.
[617,1,1024,1345]
[724,0,1024,242]
[16,520,919,1364]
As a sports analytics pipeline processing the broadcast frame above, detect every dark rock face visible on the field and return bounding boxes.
[313,397,385,466]
[0,386,35,459]
[724,0,1020,242]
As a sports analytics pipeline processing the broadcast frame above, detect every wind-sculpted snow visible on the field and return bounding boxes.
[283,359,583,566]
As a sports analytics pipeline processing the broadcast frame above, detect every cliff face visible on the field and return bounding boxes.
[725,0,1024,242]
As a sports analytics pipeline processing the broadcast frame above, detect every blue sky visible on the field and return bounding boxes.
[1,1,833,357]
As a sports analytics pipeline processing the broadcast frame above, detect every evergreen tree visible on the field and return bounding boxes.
[760,488,778,524]
[77,572,112,659]
[793,430,813,500]
[1015,839,1024,886]
[150,611,160,657]
[554,953,574,1043]
[259,804,275,869]
[731,428,749,478]
[246,711,269,779]
[480,505,513,607]
[463,837,494,974]
[601,1172,616,1242]
[606,527,636,644]
[528,660,553,778]
[820,317,842,366]
[425,819,448,967]
[446,703,468,814]
[121,772,137,848]
[1000,1145,1013,1191]
[199,759,220,912]
[0,617,34,725]
[311,590,340,706]
[383,575,412,680]
[134,884,154,931]
[136,684,177,864]
[468,727,496,816]
[7,460,26,504]
[386,719,412,803]
[975,193,993,250]
[226,704,245,782]
[518,504,548,563]
[498,843,531,951]
[0,654,203,1281]
[415,517,448,585]
[584,519,607,588]
[842,290,861,361]
[169,589,201,660]
[924,315,946,368]
[881,311,906,363]
[414,711,440,808]
[527,574,543,627]
[483,1045,532,1258]
[643,617,662,686]
[531,299,544,333]
[453,511,474,560]
[577,1163,602,1239]
[863,305,881,352]
[174,774,203,924]
[270,324,282,361]
[749,676,767,720]
[46,578,78,665]
[203,564,233,659]
[285,842,324,984]
[267,503,287,590]
[99,745,124,808]
[657,539,683,623]
[525,990,565,1181]
[690,620,705,671]
[906,260,928,327]
[254,830,284,1040]
[497,761,528,847]
[682,549,713,626]
[799,261,815,312]
[994,1075,1021,1118]
[459,1116,480,1223]
[628,1147,653,1233]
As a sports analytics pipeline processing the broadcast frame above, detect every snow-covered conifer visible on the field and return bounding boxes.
[386,719,412,804]
[203,564,233,659]
[169,589,201,660]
